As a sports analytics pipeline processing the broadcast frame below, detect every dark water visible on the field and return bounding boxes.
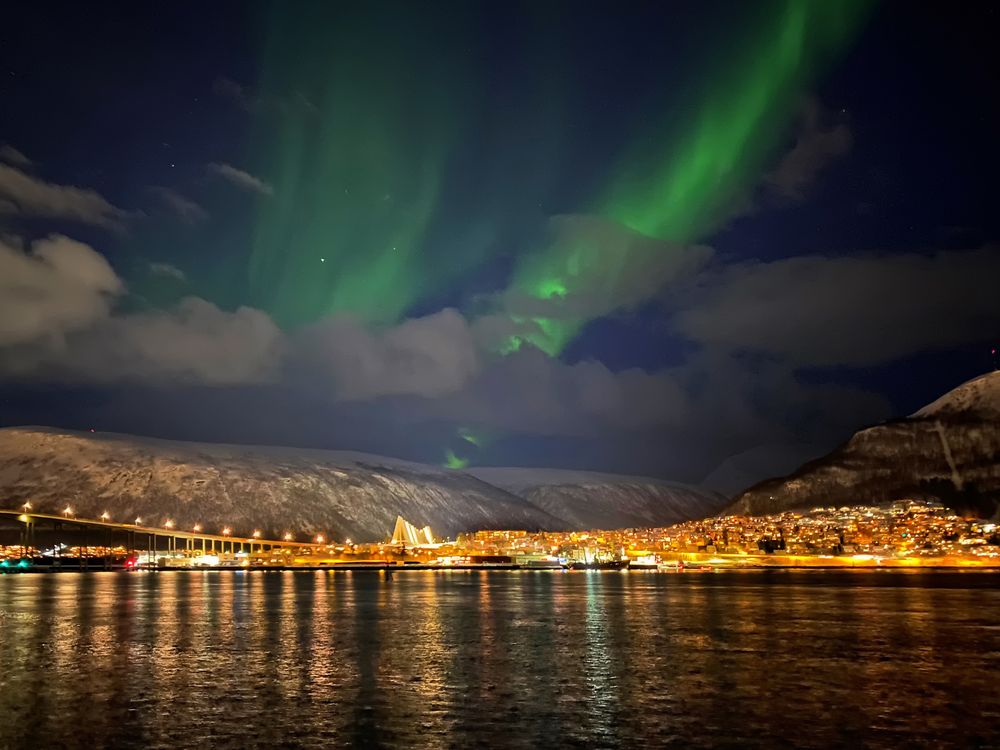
[0,570,998,750]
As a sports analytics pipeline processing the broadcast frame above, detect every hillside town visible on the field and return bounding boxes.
[453,499,999,567]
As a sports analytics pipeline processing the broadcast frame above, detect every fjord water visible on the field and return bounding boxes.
[0,571,997,749]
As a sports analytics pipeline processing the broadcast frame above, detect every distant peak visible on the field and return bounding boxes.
[913,370,1000,418]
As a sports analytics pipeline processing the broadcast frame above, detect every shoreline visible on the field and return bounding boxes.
[3,562,1000,574]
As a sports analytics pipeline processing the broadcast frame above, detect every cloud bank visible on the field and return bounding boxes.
[0,145,32,168]
[1,228,995,478]
[675,246,1000,366]
[0,235,123,347]
[0,164,128,230]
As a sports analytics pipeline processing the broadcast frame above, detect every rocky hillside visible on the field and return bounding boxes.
[0,427,720,540]
[726,371,1000,519]
[469,467,727,529]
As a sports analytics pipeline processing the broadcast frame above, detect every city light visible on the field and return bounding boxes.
[21,502,31,512]
[135,517,143,525]
[2,497,994,573]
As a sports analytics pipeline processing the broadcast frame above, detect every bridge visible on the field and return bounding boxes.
[0,507,327,564]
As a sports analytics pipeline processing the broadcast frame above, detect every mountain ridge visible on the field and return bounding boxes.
[726,371,1000,518]
[0,426,720,540]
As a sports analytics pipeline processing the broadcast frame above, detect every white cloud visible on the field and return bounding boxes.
[148,186,208,225]
[65,299,284,385]
[0,144,32,168]
[208,163,274,196]
[674,246,1000,366]
[0,235,123,348]
[148,262,186,281]
[297,308,480,400]
[492,214,712,354]
[763,98,852,201]
[0,164,128,229]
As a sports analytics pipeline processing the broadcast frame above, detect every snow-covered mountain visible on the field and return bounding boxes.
[913,371,1000,418]
[469,467,727,529]
[0,427,559,541]
[726,371,1000,519]
[0,427,720,540]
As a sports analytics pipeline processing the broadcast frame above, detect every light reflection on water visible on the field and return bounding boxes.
[0,570,998,749]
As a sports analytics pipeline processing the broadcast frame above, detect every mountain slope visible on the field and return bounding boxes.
[469,467,727,529]
[913,371,1000,418]
[0,427,720,540]
[0,427,560,541]
[726,372,1000,518]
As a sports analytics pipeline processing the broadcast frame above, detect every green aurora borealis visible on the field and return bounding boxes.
[248,4,468,326]
[239,1,870,464]
[507,0,870,355]
[247,0,868,354]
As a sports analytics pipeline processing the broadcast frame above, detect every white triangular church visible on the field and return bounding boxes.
[391,515,435,546]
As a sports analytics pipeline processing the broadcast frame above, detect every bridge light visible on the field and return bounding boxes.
[135,517,143,525]
[222,527,231,536]
[283,532,293,541]
[22,502,31,512]
[252,530,261,539]
[164,519,175,529]
[100,511,110,521]
[193,523,202,533]
[315,534,325,544]
[63,506,73,517]
[18,514,29,523]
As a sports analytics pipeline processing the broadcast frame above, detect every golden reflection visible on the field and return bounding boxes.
[0,570,998,748]
[582,573,617,736]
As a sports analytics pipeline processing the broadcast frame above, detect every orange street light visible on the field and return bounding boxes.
[134,516,143,525]
[315,534,325,544]
[164,519,175,529]
[252,530,261,539]
[100,511,111,522]
[283,532,293,541]
[63,506,73,517]
[222,527,232,536]
[22,501,31,512]
[193,524,202,533]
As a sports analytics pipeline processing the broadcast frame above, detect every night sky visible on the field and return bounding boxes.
[1,1,998,483]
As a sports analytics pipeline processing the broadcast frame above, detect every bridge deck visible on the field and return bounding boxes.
[0,508,325,550]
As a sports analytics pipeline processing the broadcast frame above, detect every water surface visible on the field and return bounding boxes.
[0,570,997,749]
